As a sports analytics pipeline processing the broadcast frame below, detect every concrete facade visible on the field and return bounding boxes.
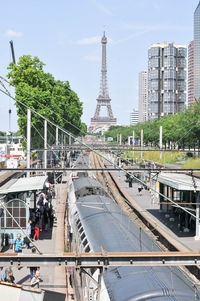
[188,41,195,106]
[138,71,148,122]
[148,42,187,120]
[130,109,139,125]
[194,1,200,101]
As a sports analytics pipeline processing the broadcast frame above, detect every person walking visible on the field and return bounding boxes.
[5,267,15,283]
[138,184,143,196]
[33,219,40,240]
[31,270,40,288]
[29,248,40,280]
[13,234,24,253]
[26,219,32,248]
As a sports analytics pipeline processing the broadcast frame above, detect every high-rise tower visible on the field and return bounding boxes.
[138,71,148,122]
[194,1,200,101]
[148,42,186,120]
[89,32,116,133]
[188,41,195,106]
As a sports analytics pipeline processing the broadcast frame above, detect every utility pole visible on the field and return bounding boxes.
[159,126,163,160]
[119,134,122,145]
[195,192,200,240]
[132,130,135,147]
[44,120,47,171]
[26,109,31,178]
[141,129,143,158]
[56,127,58,146]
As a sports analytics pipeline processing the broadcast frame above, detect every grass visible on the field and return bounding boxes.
[181,158,200,169]
[125,150,184,165]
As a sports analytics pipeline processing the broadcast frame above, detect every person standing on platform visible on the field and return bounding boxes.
[31,270,40,288]
[26,219,32,248]
[29,248,40,280]
[13,234,24,253]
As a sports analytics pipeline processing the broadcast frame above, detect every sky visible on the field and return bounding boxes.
[0,0,199,132]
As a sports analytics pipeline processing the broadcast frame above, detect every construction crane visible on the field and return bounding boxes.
[9,40,16,64]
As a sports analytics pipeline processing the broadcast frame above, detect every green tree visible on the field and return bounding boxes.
[7,55,85,148]
[105,101,200,148]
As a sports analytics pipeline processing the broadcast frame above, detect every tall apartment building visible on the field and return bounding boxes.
[148,42,187,120]
[130,109,139,125]
[194,1,200,101]
[188,41,195,106]
[138,71,148,122]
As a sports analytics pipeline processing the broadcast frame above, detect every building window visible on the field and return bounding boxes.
[5,199,26,228]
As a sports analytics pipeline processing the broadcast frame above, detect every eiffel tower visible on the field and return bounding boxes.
[89,32,117,133]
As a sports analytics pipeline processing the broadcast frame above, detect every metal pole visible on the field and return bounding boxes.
[159,126,163,160]
[69,135,71,145]
[56,126,58,146]
[132,131,135,147]
[119,134,122,145]
[141,129,143,158]
[195,192,200,240]
[44,120,47,171]
[27,109,31,178]
[96,268,103,301]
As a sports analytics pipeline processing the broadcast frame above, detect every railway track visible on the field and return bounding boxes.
[91,152,166,248]
[90,152,200,282]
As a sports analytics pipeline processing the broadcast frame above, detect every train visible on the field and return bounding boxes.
[68,153,200,301]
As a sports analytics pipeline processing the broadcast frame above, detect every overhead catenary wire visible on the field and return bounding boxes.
[0,79,199,222]
[1,75,199,157]
[0,76,86,137]
[18,105,61,164]
[1,75,200,152]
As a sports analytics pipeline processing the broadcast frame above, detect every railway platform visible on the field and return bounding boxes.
[1,180,68,300]
[112,171,200,253]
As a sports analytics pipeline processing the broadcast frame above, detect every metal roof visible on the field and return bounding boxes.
[0,176,47,195]
[158,173,200,191]
[73,177,102,192]
[75,194,198,300]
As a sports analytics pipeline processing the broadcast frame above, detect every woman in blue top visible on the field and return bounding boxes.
[12,234,24,253]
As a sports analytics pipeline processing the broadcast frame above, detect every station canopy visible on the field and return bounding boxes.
[158,173,200,191]
[0,176,47,195]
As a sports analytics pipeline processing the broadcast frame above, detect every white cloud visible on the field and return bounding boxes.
[91,0,113,16]
[152,2,159,10]
[72,36,113,46]
[74,36,101,45]
[114,30,151,45]
[4,29,23,38]
[112,23,192,44]
[121,23,192,32]
[84,55,101,62]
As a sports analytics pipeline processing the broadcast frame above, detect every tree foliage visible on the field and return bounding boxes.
[105,102,200,147]
[7,55,86,148]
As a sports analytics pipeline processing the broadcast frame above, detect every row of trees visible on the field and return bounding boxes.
[7,55,87,148]
[105,102,200,147]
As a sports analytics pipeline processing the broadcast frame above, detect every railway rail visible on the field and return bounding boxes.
[90,152,200,281]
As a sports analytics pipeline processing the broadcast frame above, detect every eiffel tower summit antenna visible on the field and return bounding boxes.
[89,32,117,133]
